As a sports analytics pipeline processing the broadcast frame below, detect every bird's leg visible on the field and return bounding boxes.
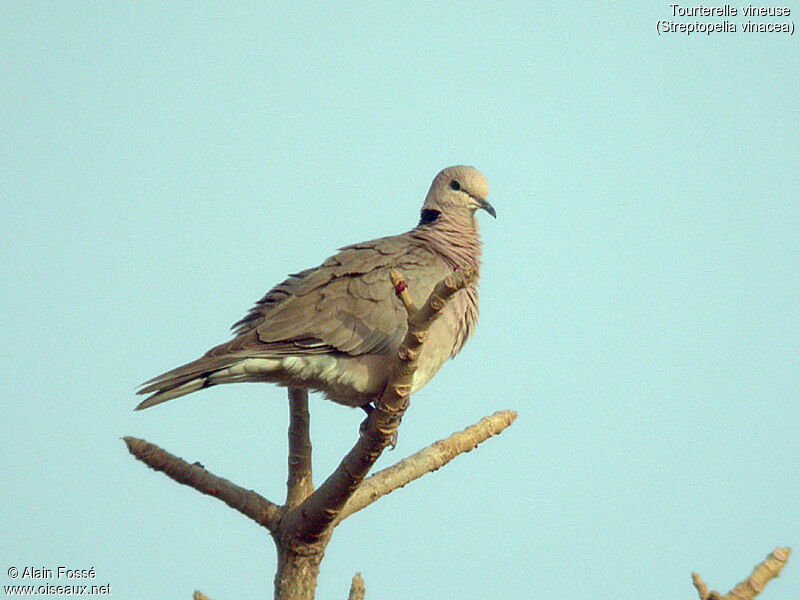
[358,401,397,449]
[358,402,374,438]
[357,402,373,437]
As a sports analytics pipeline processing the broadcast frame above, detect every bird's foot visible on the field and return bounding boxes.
[359,402,398,449]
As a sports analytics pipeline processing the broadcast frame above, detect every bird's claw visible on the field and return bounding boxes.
[358,405,398,450]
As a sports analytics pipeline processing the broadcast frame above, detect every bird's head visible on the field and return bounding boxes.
[420,166,495,226]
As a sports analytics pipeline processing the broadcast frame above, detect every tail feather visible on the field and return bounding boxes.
[136,355,238,410]
[135,377,210,410]
[137,353,290,410]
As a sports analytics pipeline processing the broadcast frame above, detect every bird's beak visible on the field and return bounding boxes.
[477,199,497,218]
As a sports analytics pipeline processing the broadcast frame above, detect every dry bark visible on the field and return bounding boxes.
[692,547,791,600]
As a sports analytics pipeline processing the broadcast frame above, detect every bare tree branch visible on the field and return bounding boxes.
[282,268,478,542]
[123,436,280,531]
[347,573,364,600]
[692,547,791,600]
[337,409,517,522]
[286,387,313,507]
[126,266,518,600]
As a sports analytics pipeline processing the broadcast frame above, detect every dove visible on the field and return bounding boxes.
[137,166,494,412]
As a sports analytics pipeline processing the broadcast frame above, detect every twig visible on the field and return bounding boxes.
[347,573,365,600]
[286,387,313,506]
[692,572,711,600]
[692,547,791,600]
[338,410,517,522]
[123,436,280,530]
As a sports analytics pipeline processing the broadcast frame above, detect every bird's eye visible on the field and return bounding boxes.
[449,180,461,191]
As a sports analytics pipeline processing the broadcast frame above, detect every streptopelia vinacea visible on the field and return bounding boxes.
[137,166,494,412]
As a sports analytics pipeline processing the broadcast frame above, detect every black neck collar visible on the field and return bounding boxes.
[418,209,441,226]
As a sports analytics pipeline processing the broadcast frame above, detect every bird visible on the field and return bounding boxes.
[136,166,495,413]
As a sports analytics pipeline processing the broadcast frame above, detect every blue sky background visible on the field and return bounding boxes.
[2,3,799,599]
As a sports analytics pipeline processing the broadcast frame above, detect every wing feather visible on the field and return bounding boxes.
[222,234,448,360]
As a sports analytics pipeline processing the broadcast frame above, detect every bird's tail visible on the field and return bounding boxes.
[135,356,239,410]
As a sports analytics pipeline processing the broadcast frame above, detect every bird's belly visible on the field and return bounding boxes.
[409,349,449,395]
[221,354,393,407]
[282,355,387,406]
[221,345,450,408]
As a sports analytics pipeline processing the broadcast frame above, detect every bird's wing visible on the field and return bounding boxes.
[137,234,448,401]
[222,234,449,358]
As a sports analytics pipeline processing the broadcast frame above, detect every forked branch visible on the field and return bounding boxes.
[282,267,478,541]
[126,266,516,600]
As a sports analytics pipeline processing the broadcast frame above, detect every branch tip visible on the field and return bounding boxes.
[692,572,710,600]
[347,572,365,600]
[123,435,280,530]
[390,269,414,309]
